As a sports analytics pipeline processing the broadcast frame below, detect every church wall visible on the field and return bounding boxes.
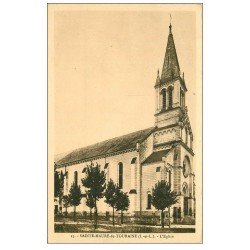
[141,148,175,212]
[180,146,194,176]
[137,132,154,212]
[56,150,139,214]
[153,125,180,145]
[139,133,154,163]
[155,108,182,128]
[181,126,192,148]
[179,145,195,215]
[141,161,164,212]
[173,80,181,108]
[102,150,139,213]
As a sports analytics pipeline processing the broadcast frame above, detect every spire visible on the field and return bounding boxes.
[161,19,180,82]
[169,14,172,34]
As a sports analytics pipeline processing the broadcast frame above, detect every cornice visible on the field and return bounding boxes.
[154,76,187,92]
[154,140,194,156]
[154,123,179,131]
[154,106,181,116]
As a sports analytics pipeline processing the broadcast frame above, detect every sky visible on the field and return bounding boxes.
[52,6,199,156]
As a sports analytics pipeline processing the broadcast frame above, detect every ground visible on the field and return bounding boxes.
[54,217,195,233]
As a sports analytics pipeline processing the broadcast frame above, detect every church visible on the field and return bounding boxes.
[54,22,195,221]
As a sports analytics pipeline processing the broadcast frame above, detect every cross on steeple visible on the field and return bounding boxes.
[169,14,172,34]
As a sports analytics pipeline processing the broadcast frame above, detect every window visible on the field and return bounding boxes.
[183,156,191,178]
[118,162,123,189]
[167,86,173,108]
[161,89,167,110]
[182,182,188,196]
[74,171,78,185]
[131,157,137,164]
[147,193,152,209]
[156,166,161,172]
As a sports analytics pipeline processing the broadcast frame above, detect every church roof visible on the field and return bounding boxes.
[161,23,180,82]
[142,149,171,165]
[56,127,155,167]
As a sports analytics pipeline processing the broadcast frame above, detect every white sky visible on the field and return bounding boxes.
[53,9,197,155]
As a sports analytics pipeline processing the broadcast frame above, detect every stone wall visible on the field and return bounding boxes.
[56,150,139,214]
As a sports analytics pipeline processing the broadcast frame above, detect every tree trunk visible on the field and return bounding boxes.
[59,196,62,215]
[121,211,123,225]
[161,210,164,228]
[65,207,68,217]
[74,206,76,222]
[168,207,171,230]
[94,199,98,229]
[112,207,115,226]
[90,208,92,220]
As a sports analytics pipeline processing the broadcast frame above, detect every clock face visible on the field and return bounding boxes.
[183,157,191,178]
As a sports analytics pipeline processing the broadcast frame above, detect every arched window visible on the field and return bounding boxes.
[147,193,152,209]
[167,86,173,108]
[182,182,188,197]
[160,89,167,110]
[183,156,191,178]
[74,171,78,185]
[131,157,137,164]
[118,162,123,189]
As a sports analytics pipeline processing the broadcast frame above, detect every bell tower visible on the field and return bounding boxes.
[153,21,193,151]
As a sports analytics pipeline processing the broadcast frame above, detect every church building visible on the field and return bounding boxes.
[55,22,195,220]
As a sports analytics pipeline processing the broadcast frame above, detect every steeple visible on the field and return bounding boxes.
[161,19,180,82]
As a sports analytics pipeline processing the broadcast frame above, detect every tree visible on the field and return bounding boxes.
[62,195,70,216]
[81,162,106,229]
[68,183,82,222]
[151,180,178,229]
[86,192,95,220]
[115,190,130,225]
[104,179,119,226]
[54,170,64,214]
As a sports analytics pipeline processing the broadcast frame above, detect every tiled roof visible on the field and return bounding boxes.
[142,149,171,165]
[56,127,155,166]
